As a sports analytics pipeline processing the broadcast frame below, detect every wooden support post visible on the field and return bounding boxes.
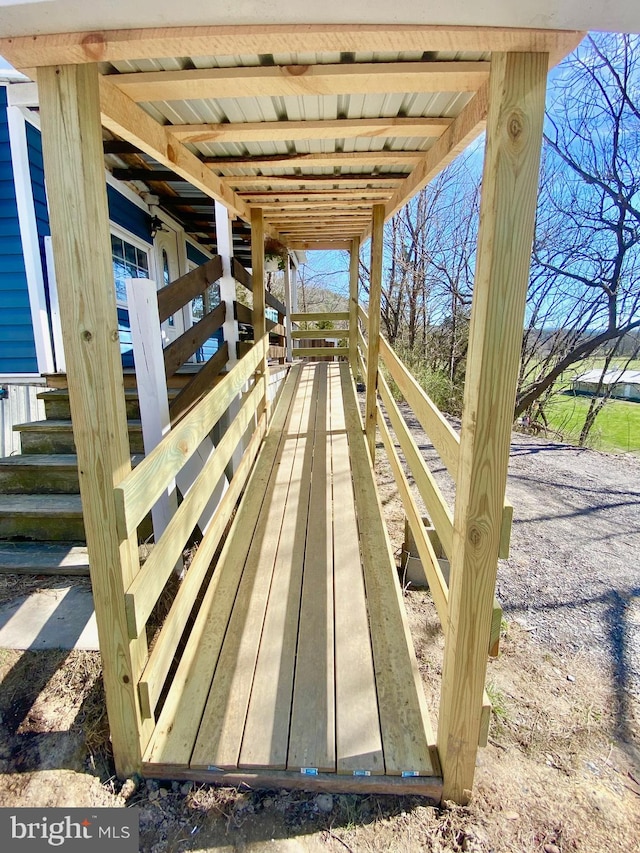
[38,63,152,776]
[348,236,360,377]
[365,205,384,461]
[251,207,268,418]
[438,52,548,804]
[283,256,293,362]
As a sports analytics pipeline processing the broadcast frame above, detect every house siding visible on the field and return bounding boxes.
[0,87,38,374]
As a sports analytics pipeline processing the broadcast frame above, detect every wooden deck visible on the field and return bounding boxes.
[143,361,441,798]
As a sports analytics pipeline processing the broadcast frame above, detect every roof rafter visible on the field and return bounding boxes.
[0,24,584,69]
[170,117,453,145]
[98,76,250,222]
[230,176,404,188]
[112,62,489,102]
[206,152,425,171]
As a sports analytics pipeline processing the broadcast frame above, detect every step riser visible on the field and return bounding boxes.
[42,398,142,420]
[18,432,145,455]
[0,516,85,542]
[0,469,79,494]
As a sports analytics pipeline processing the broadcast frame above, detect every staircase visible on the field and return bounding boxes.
[0,384,146,575]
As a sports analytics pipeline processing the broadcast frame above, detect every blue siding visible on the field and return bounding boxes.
[186,241,210,267]
[107,184,152,244]
[0,87,38,374]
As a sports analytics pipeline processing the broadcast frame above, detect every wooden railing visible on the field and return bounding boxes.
[113,335,269,724]
[290,311,350,359]
[357,307,511,745]
[233,258,288,361]
[154,256,227,422]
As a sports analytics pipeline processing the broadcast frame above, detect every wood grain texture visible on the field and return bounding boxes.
[439,52,548,804]
[331,366,384,775]
[348,238,360,377]
[290,312,349,323]
[287,364,335,773]
[37,63,150,775]
[2,26,583,69]
[168,342,229,424]
[365,205,384,461]
[98,76,248,220]
[113,62,489,102]
[163,302,225,379]
[340,363,436,776]
[156,256,222,323]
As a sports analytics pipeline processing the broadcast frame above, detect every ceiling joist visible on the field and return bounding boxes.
[0,24,584,69]
[229,176,404,188]
[170,117,453,145]
[98,76,250,222]
[111,62,489,102]
[206,151,425,171]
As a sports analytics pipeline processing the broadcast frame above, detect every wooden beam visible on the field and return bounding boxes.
[263,201,376,212]
[112,62,489,102]
[288,241,351,250]
[384,82,489,222]
[206,151,425,171]
[0,26,584,70]
[231,176,404,189]
[349,237,360,377]
[171,117,452,145]
[240,191,394,203]
[365,205,385,461]
[37,63,150,776]
[438,52,548,805]
[251,208,268,418]
[98,76,249,221]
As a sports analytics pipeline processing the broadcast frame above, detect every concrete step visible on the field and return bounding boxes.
[0,494,85,541]
[38,388,144,420]
[0,542,90,575]
[13,420,145,454]
[0,453,144,494]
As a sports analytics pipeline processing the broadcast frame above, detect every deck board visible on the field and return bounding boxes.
[144,361,439,793]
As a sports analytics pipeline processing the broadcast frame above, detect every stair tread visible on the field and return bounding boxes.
[14,419,143,432]
[0,494,83,515]
[0,542,89,573]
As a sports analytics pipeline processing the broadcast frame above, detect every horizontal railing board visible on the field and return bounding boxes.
[290,311,350,323]
[138,409,268,719]
[378,374,454,561]
[114,337,266,539]
[124,376,267,641]
[232,258,287,317]
[163,302,226,380]
[376,402,449,625]
[169,343,229,424]
[291,329,347,340]
[157,256,223,323]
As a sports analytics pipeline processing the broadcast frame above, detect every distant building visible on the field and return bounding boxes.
[571,369,640,402]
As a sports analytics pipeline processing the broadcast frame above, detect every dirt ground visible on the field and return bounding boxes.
[0,420,638,852]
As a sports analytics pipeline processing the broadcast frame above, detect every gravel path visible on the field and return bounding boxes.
[398,405,640,710]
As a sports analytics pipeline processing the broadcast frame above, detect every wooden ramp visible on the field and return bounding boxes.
[143,362,441,798]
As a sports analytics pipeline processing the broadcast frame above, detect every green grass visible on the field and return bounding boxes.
[543,393,640,454]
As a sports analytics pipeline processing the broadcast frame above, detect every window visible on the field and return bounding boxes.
[111,234,150,304]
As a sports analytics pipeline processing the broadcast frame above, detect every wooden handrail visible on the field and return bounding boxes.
[124,376,266,641]
[114,336,267,538]
[163,301,225,379]
[293,346,349,358]
[232,257,287,317]
[290,311,349,323]
[291,328,348,340]
[157,256,222,323]
[169,343,229,424]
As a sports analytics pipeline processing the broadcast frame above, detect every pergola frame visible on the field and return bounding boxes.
[1,22,583,803]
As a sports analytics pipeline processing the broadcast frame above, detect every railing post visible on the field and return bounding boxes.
[38,62,151,776]
[283,256,293,362]
[365,205,384,461]
[251,207,268,420]
[439,52,548,804]
[214,200,239,368]
[348,237,360,378]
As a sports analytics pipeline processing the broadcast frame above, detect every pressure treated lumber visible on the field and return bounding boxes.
[156,256,222,323]
[331,367,384,774]
[251,209,268,421]
[0,26,583,70]
[340,363,436,775]
[37,62,150,775]
[348,238,360,377]
[290,312,349,323]
[293,347,349,358]
[144,365,302,766]
[113,62,489,102]
[365,205,384,461]
[439,52,548,804]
